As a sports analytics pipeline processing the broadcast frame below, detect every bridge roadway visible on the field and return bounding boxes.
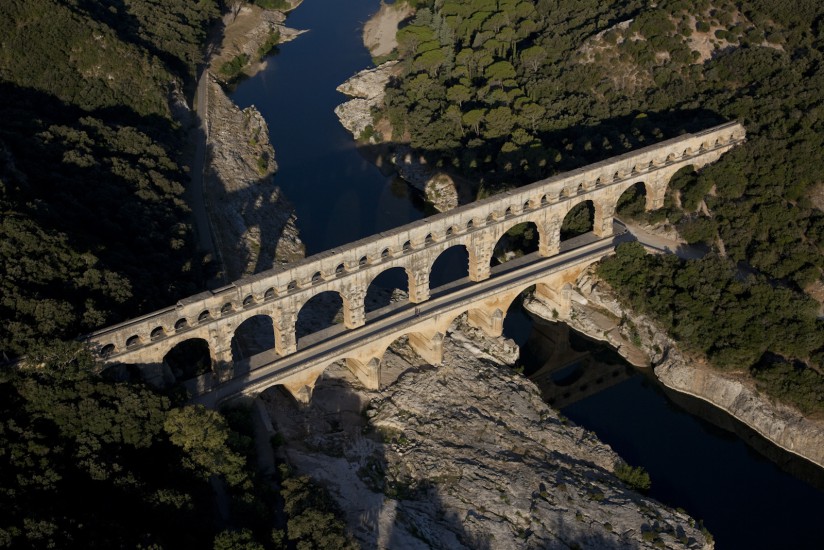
[188,226,630,407]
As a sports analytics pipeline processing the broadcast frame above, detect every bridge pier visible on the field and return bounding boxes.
[467,307,505,337]
[407,330,445,365]
[343,290,366,329]
[539,220,561,257]
[345,357,381,390]
[469,237,493,282]
[274,311,297,356]
[593,200,615,238]
[408,266,430,303]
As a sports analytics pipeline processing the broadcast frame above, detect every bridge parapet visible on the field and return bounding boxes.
[87,122,745,365]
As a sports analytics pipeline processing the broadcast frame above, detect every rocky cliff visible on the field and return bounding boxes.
[262,315,713,549]
[205,77,304,279]
[524,267,824,470]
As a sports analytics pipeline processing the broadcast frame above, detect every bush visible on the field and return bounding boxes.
[615,463,652,491]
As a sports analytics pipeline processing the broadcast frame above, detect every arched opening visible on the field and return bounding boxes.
[615,182,648,220]
[402,240,412,253]
[243,295,254,307]
[335,263,345,276]
[425,233,434,245]
[359,256,368,268]
[502,284,537,348]
[264,288,276,300]
[540,195,548,205]
[366,267,409,316]
[311,271,322,284]
[175,318,189,331]
[163,338,212,382]
[491,221,540,266]
[430,244,469,291]
[150,327,166,341]
[381,248,390,259]
[100,343,116,358]
[232,315,275,363]
[126,335,141,348]
[296,291,344,344]
[198,310,211,323]
[221,303,233,315]
[561,200,594,241]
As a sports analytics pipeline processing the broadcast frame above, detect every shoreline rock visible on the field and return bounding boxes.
[204,76,305,280]
[524,267,824,470]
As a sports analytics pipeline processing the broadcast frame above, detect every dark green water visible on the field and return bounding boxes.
[232,1,824,547]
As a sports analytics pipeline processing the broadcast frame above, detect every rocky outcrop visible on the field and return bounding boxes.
[335,61,398,142]
[526,267,824,470]
[263,315,712,549]
[205,77,304,279]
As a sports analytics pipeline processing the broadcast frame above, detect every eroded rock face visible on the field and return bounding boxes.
[335,61,398,142]
[263,315,712,549]
[531,267,824,470]
[205,77,304,279]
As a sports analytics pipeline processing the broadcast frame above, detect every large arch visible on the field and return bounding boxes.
[615,181,648,219]
[296,291,344,345]
[560,200,594,241]
[231,315,275,363]
[162,338,212,382]
[366,266,410,316]
[429,244,470,291]
[490,221,540,266]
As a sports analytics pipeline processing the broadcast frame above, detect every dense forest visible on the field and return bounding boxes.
[380,0,824,412]
[0,0,220,358]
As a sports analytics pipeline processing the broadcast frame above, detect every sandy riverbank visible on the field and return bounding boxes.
[362,1,414,58]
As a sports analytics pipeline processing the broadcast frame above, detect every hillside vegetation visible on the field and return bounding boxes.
[0,0,219,357]
[381,0,824,410]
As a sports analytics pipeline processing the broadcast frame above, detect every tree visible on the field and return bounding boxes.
[462,108,486,136]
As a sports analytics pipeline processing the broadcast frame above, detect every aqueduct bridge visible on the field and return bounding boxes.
[88,122,745,405]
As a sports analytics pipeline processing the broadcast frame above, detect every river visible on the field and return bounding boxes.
[230,0,824,547]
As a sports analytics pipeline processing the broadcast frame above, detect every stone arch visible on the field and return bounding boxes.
[99,343,116,358]
[615,181,649,219]
[560,199,594,241]
[264,288,276,300]
[429,244,470,290]
[126,335,141,348]
[491,220,540,266]
[296,290,345,343]
[198,310,211,323]
[231,314,275,363]
[150,326,166,341]
[174,318,189,331]
[220,302,233,315]
[163,338,212,382]
[366,266,410,315]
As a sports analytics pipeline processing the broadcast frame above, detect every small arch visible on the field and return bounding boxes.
[221,302,233,315]
[174,318,189,331]
[366,267,409,315]
[699,142,708,152]
[358,256,368,268]
[561,200,594,241]
[682,148,693,158]
[311,271,323,284]
[425,233,434,245]
[466,219,475,229]
[232,315,275,363]
[523,200,531,211]
[150,327,165,341]
[665,153,676,164]
[335,263,345,276]
[491,221,540,266]
[287,280,298,292]
[243,295,255,307]
[296,291,344,344]
[505,206,513,218]
[430,244,469,291]
[381,248,390,259]
[163,338,212,382]
[648,160,655,169]
[595,177,603,187]
[264,288,276,300]
[402,240,412,253]
[446,226,455,237]
[616,182,648,219]
[487,213,496,223]
[631,165,640,175]
[126,335,141,348]
[613,171,621,182]
[198,310,211,323]
[541,195,548,205]
[100,343,116,358]
[576,183,584,194]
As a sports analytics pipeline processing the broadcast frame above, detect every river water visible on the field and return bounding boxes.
[231,0,824,547]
